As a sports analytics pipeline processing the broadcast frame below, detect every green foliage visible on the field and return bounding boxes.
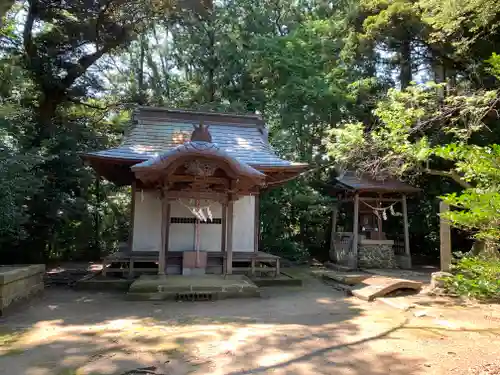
[444,256,500,300]
[2,0,500,265]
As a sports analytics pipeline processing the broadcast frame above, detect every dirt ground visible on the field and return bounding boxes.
[1,270,500,375]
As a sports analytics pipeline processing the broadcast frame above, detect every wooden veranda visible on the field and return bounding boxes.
[102,250,281,278]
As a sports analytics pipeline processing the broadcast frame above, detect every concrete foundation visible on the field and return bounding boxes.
[0,265,45,316]
[127,274,260,301]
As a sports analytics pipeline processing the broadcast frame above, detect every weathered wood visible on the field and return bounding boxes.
[128,181,136,250]
[440,201,452,272]
[166,190,229,203]
[254,194,260,253]
[352,278,422,301]
[341,197,403,203]
[221,202,227,274]
[402,195,412,266]
[351,193,360,268]
[167,174,230,186]
[158,195,168,275]
[226,201,234,275]
[329,203,338,261]
[376,198,383,238]
[129,259,135,279]
[164,200,171,271]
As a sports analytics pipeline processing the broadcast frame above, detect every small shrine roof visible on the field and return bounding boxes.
[332,171,420,194]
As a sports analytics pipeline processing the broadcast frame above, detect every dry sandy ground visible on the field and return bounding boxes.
[1,274,500,375]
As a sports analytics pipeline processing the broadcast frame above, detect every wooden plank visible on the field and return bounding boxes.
[341,197,403,203]
[352,278,422,302]
[166,190,228,203]
[352,193,360,269]
[226,200,234,275]
[440,201,452,272]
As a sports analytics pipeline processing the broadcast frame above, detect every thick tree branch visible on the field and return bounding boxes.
[425,168,472,189]
[61,29,130,89]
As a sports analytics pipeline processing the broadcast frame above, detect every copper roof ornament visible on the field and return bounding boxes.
[190,121,212,143]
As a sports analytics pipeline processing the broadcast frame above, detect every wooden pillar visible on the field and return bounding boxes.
[329,202,338,261]
[351,193,360,268]
[128,181,136,250]
[376,197,383,239]
[440,201,452,272]
[226,200,234,275]
[158,194,171,276]
[254,194,260,253]
[221,201,227,273]
[402,195,411,267]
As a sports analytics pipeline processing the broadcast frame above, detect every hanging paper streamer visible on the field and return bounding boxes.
[361,200,402,221]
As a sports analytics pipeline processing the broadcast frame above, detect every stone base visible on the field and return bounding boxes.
[395,255,412,269]
[127,274,260,301]
[358,244,397,269]
[0,265,45,316]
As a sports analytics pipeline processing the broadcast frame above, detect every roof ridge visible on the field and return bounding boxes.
[135,106,263,120]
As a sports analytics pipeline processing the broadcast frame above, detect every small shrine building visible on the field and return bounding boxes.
[82,107,308,277]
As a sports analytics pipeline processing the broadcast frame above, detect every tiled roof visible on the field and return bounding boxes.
[334,172,420,193]
[85,108,301,168]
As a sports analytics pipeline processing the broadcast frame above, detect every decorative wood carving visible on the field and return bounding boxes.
[190,121,212,142]
[184,160,217,177]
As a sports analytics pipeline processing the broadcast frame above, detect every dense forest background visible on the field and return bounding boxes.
[1,0,499,265]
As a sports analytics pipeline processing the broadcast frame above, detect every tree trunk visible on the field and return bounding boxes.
[33,93,64,146]
[399,38,412,90]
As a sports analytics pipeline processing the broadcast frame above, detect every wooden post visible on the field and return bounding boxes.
[440,201,452,272]
[226,200,234,275]
[158,193,169,276]
[402,194,412,269]
[254,194,260,253]
[352,193,359,268]
[329,202,338,261]
[128,181,136,251]
[376,198,383,239]
[221,202,227,273]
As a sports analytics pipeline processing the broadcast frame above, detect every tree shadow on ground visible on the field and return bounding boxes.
[0,280,436,375]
